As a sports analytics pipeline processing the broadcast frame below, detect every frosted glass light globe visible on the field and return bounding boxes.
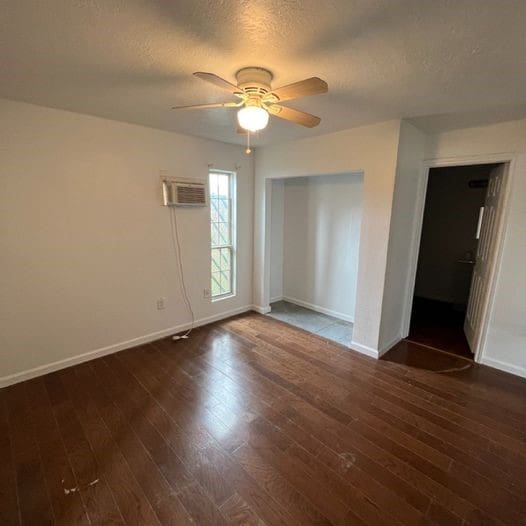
[237,106,269,132]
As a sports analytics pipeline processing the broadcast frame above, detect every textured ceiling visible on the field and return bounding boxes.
[1,0,526,145]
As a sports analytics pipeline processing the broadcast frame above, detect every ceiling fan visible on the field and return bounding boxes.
[173,67,328,140]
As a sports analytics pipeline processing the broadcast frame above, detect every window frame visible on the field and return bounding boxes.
[209,169,236,301]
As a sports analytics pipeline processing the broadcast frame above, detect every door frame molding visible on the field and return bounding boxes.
[402,152,517,363]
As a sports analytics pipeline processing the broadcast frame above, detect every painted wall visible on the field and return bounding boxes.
[269,179,284,301]
[379,121,427,348]
[0,98,254,384]
[277,174,363,322]
[3,97,523,380]
[415,166,491,304]
[254,120,401,355]
[427,118,526,377]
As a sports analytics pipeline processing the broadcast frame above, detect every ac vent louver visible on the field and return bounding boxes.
[162,179,207,207]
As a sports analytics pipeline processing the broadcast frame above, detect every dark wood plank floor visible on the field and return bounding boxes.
[382,339,474,373]
[1,313,526,525]
[408,297,473,359]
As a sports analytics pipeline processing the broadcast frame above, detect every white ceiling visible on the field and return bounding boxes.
[1,0,526,145]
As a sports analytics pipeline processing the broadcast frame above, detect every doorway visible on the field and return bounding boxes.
[407,163,507,359]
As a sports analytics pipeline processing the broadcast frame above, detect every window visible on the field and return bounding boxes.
[209,170,235,299]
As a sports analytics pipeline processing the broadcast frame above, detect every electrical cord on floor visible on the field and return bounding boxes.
[169,206,195,340]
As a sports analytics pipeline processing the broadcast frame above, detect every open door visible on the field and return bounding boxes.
[464,164,507,353]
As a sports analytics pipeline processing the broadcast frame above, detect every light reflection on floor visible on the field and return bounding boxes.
[199,331,247,443]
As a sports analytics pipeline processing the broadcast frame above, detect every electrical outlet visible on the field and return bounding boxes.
[156,297,166,310]
[203,288,211,299]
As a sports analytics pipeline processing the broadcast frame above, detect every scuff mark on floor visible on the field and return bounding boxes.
[62,478,99,495]
[339,452,356,471]
[436,363,473,374]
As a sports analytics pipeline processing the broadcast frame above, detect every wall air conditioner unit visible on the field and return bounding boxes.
[162,178,207,207]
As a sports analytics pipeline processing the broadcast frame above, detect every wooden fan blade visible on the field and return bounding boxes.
[193,72,241,94]
[269,77,327,103]
[268,104,321,127]
[172,101,239,110]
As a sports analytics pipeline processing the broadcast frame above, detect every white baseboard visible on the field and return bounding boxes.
[480,356,526,379]
[348,334,402,360]
[270,295,284,303]
[281,296,354,323]
[0,305,253,389]
[251,304,272,314]
[348,341,379,359]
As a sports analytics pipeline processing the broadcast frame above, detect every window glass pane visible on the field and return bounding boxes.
[211,272,221,296]
[211,223,220,247]
[209,173,218,197]
[210,171,234,298]
[220,248,230,271]
[217,174,229,198]
[211,249,221,273]
[218,223,230,245]
[220,271,231,293]
[217,198,229,222]
[210,198,219,222]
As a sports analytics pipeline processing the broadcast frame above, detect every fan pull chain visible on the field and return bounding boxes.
[245,131,251,155]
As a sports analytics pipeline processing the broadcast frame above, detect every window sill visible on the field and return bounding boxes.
[211,293,236,303]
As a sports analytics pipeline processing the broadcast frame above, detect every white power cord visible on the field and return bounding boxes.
[169,206,195,340]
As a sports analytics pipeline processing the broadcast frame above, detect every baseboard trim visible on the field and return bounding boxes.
[480,356,526,379]
[348,334,402,360]
[269,295,283,303]
[251,304,272,314]
[348,341,379,359]
[281,296,354,323]
[0,305,253,389]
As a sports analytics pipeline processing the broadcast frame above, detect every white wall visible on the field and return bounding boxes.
[426,119,526,377]
[278,174,362,322]
[269,179,284,301]
[379,121,427,348]
[3,97,523,381]
[254,120,401,356]
[0,98,254,385]
[260,117,526,376]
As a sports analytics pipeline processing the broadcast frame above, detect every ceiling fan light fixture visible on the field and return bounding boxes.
[237,105,269,132]
[175,69,327,133]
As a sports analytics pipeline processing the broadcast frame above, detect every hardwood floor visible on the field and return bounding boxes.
[408,297,473,359]
[382,340,474,373]
[1,313,526,525]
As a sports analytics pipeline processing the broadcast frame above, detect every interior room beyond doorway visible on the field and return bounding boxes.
[267,173,363,347]
[407,163,505,360]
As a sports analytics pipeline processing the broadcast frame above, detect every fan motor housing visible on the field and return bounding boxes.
[236,67,273,95]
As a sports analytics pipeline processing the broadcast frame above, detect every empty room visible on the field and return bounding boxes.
[1,2,525,525]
